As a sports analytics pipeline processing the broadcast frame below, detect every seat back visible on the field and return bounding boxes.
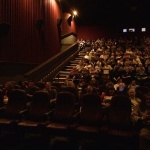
[27,86,40,95]
[52,83,62,92]
[108,95,132,129]
[135,86,149,101]
[53,92,75,122]
[80,93,102,125]
[28,90,51,121]
[36,81,45,90]
[5,89,27,118]
[63,86,79,102]
[0,89,4,107]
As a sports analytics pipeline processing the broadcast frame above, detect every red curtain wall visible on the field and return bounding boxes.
[0,0,70,63]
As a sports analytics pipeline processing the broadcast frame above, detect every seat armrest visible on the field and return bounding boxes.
[19,109,28,115]
[18,109,29,120]
[73,111,80,119]
[47,109,55,121]
[40,110,54,121]
[72,111,80,124]
[50,98,56,104]
[0,106,6,115]
[0,106,5,110]
[45,110,53,117]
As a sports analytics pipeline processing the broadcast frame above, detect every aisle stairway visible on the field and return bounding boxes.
[53,48,88,86]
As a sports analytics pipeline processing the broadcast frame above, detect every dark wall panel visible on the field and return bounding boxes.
[0,0,62,63]
[77,24,150,40]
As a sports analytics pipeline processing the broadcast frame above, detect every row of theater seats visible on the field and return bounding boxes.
[0,88,139,150]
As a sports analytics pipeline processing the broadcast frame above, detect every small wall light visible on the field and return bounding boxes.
[73,10,77,16]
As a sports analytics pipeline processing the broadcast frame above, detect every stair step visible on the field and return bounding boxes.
[78,54,85,57]
[59,73,70,75]
[52,48,88,84]
[71,59,81,63]
[70,60,80,63]
[75,57,81,60]
[78,52,86,55]
[53,81,64,85]
[54,77,66,80]
[59,71,71,74]
[69,63,78,66]
[58,74,68,77]
[58,76,69,79]
[66,66,74,68]
[65,68,72,71]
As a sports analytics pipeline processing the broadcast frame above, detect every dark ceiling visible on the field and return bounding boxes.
[62,0,150,25]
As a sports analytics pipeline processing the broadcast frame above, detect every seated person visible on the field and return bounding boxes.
[43,82,57,100]
[64,75,76,87]
[114,78,125,90]
[122,68,133,85]
[101,87,116,107]
[128,88,141,108]
[128,79,139,90]
[43,81,58,108]
[114,78,127,95]
[131,90,150,150]
[134,64,148,81]
[69,66,80,78]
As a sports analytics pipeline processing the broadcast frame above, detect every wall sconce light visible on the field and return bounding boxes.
[72,10,78,20]
[67,10,78,26]
[73,10,77,16]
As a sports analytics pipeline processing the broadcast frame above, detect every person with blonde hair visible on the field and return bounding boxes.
[128,88,141,108]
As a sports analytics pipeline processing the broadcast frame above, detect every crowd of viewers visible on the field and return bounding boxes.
[76,36,150,150]
[0,36,150,150]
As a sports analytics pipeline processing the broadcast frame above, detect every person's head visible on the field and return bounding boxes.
[130,80,136,86]
[90,77,96,85]
[45,82,52,90]
[125,68,130,73]
[106,87,115,96]
[4,81,14,90]
[144,92,150,107]
[128,88,136,98]
[117,78,123,83]
[28,81,35,87]
[86,85,94,94]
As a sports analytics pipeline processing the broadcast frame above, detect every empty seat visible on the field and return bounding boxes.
[46,92,77,136]
[107,95,138,150]
[73,93,107,147]
[0,89,27,131]
[74,93,104,135]
[52,83,62,93]
[62,86,80,110]
[35,81,46,90]
[17,90,51,133]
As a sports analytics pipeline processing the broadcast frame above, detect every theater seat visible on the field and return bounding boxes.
[0,89,27,132]
[46,91,77,136]
[17,90,51,134]
[0,89,4,108]
[73,93,106,149]
[135,86,149,102]
[107,95,138,150]
[62,86,80,110]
